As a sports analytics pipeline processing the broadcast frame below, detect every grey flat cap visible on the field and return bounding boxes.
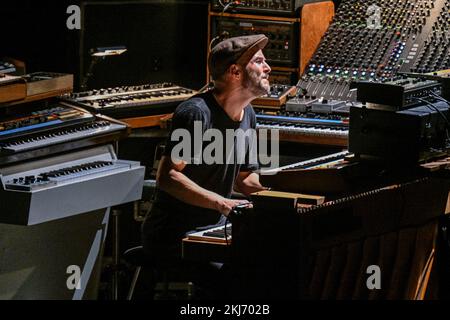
[208,34,269,80]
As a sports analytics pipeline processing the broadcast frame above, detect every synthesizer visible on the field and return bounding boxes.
[182,150,350,262]
[22,72,73,97]
[186,224,232,244]
[182,223,232,262]
[0,72,73,105]
[0,144,144,225]
[0,103,128,166]
[0,61,16,74]
[252,84,297,109]
[63,82,196,119]
[355,76,442,110]
[256,112,349,146]
[261,150,350,175]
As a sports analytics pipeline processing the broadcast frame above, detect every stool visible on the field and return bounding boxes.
[123,245,195,300]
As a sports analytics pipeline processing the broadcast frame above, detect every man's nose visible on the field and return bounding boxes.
[263,61,271,73]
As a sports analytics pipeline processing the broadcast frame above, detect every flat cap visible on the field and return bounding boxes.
[208,34,269,80]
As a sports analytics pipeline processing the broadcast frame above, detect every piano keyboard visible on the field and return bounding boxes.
[186,224,232,244]
[0,144,144,225]
[63,82,196,118]
[5,160,132,191]
[0,106,94,137]
[261,150,350,175]
[0,121,125,154]
[256,114,348,138]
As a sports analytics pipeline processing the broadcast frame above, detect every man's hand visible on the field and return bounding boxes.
[215,197,252,216]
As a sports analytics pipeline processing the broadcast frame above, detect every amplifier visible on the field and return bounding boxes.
[210,0,323,16]
[349,102,449,163]
[211,15,298,67]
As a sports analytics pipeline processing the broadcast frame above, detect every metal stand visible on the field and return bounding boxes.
[111,208,121,300]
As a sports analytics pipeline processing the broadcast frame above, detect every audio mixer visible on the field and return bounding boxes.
[300,0,450,103]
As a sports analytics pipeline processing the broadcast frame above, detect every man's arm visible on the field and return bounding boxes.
[234,171,267,197]
[157,155,248,216]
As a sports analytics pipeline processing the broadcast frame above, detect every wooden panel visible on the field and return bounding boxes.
[0,82,26,104]
[181,238,230,263]
[120,113,173,129]
[300,1,335,74]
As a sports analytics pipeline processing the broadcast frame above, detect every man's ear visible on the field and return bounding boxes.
[229,64,242,79]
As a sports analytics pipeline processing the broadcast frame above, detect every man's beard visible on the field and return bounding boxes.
[243,68,270,96]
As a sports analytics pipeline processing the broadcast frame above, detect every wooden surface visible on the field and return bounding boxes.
[252,85,297,108]
[0,82,26,104]
[182,237,230,263]
[120,113,173,129]
[300,1,335,74]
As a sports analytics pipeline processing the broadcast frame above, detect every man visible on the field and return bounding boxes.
[141,35,271,295]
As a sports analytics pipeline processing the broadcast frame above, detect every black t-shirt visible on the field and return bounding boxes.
[142,91,259,250]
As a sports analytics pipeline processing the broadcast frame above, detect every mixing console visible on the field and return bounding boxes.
[301,0,450,102]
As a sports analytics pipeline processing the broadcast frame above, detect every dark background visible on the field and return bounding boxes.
[1,0,209,91]
[1,0,341,92]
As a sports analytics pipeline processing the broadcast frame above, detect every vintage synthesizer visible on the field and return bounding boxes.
[261,150,350,175]
[259,150,363,196]
[256,111,349,146]
[0,144,144,225]
[182,152,350,262]
[62,82,196,120]
[0,72,73,105]
[0,61,16,74]
[0,102,128,166]
[355,76,442,110]
[252,84,297,110]
[186,224,232,243]
[182,224,232,262]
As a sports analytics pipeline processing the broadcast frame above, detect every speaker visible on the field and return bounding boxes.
[80,1,208,91]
